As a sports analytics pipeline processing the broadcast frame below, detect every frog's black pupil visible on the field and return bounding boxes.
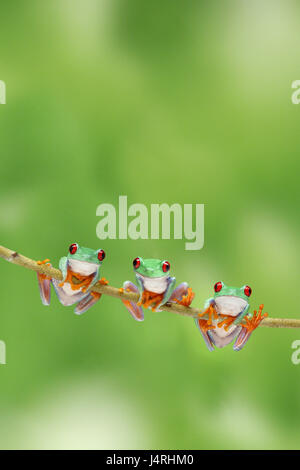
[162,261,170,272]
[133,258,140,268]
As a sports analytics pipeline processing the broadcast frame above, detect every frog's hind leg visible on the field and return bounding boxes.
[169,282,195,307]
[37,273,51,305]
[233,305,268,351]
[233,326,252,351]
[74,291,102,315]
[195,319,216,351]
[121,281,144,322]
[37,259,51,305]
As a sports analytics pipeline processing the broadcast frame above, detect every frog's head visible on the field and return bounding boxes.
[132,257,170,278]
[67,243,105,275]
[212,281,252,317]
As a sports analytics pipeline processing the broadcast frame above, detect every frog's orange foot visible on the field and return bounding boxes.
[198,304,218,327]
[140,292,163,311]
[217,315,236,331]
[91,291,102,300]
[37,258,51,266]
[240,304,268,331]
[197,318,216,331]
[206,324,216,330]
[174,288,195,307]
[151,298,163,312]
[37,259,52,280]
[99,277,109,285]
[119,287,124,294]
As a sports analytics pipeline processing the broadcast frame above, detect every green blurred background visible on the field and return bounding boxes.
[0,0,299,450]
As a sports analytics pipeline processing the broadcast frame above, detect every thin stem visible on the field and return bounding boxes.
[0,244,299,328]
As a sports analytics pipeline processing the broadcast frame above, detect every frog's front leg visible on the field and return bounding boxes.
[233,304,268,351]
[37,259,52,305]
[153,277,176,312]
[51,256,83,307]
[197,300,219,326]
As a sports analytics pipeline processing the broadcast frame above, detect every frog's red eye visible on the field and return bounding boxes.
[69,243,78,255]
[133,257,140,269]
[97,249,105,261]
[214,281,223,293]
[162,261,170,273]
[244,285,252,297]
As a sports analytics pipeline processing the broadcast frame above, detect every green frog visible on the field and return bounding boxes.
[37,243,107,314]
[195,281,267,351]
[121,257,194,321]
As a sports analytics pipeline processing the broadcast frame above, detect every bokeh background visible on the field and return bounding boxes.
[0,0,299,450]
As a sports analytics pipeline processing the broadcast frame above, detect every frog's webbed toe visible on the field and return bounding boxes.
[121,281,144,322]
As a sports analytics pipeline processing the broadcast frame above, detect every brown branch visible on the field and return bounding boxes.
[0,244,299,328]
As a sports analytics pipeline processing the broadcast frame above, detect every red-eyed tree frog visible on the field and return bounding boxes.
[195,281,268,351]
[37,243,108,314]
[121,257,194,321]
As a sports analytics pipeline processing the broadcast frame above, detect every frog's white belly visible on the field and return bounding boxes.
[142,275,168,294]
[52,278,86,305]
[209,295,247,338]
[215,296,247,317]
[68,259,99,276]
[62,283,81,297]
